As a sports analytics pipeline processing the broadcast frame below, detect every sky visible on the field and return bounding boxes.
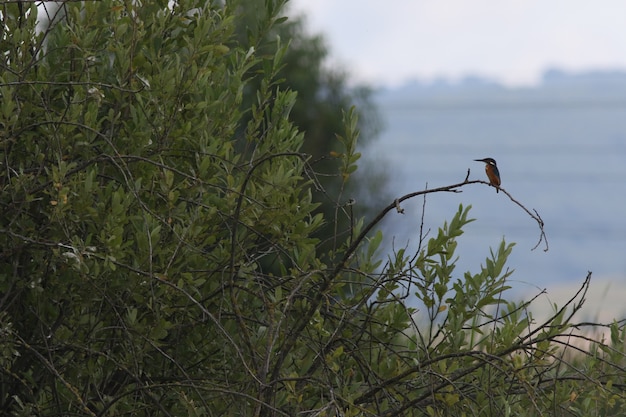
[289,1,626,321]
[288,1,626,88]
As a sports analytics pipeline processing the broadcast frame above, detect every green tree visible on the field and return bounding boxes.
[233,2,384,255]
[1,1,626,416]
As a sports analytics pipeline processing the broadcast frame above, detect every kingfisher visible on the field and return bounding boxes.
[474,157,501,192]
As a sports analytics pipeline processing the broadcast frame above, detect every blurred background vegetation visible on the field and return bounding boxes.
[233,1,387,259]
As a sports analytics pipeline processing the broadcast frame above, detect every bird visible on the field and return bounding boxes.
[474,158,501,192]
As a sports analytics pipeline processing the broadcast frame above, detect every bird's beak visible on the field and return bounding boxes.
[474,159,485,162]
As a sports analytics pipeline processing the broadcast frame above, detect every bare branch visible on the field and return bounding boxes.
[334,168,548,282]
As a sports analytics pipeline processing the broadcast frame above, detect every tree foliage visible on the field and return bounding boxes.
[1,1,626,416]
[233,2,384,248]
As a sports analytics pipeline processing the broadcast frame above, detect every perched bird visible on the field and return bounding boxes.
[474,158,501,192]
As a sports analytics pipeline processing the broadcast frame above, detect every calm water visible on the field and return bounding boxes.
[362,88,626,303]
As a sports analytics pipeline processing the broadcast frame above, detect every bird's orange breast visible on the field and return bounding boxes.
[485,165,501,187]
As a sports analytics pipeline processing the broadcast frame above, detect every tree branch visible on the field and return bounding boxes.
[332,168,548,284]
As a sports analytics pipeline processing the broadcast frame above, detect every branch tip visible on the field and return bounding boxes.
[394,199,404,214]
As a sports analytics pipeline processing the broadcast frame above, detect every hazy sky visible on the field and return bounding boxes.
[288,1,626,87]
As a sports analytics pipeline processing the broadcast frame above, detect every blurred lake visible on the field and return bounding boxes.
[361,70,626,316]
